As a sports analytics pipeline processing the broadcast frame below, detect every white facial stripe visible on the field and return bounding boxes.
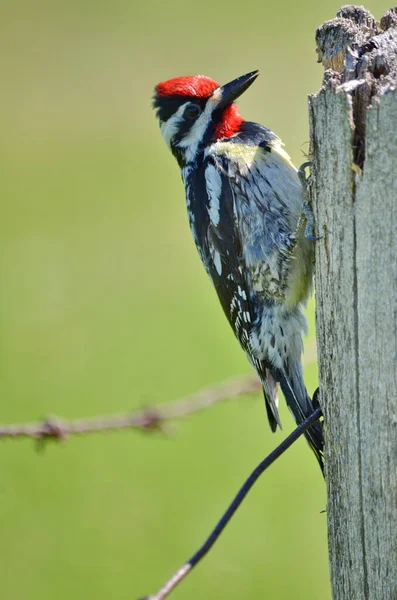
[178,90,222,163]
[211,88,222,103]
[160,102,190,148]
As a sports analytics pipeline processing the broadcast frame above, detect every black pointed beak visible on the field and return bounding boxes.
[215,70,259,110]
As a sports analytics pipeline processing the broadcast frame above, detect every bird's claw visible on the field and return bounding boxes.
[298,162,323,242]
[305,232,322,242]
[298,161,313,188]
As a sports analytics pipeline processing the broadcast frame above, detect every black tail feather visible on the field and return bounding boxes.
[272,368,324,475]
[263,390,278,433]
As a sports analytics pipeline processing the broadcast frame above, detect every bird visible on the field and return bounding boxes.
[153,70,324,473]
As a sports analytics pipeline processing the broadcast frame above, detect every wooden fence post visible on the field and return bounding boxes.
[309,6,397,599]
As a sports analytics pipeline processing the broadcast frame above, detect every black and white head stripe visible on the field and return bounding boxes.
[154,90,225,163]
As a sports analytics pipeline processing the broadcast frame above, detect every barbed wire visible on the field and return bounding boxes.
[0,375,262,444]
[0,341,317,446]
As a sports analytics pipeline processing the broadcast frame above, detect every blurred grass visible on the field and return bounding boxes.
[0,0,390,598]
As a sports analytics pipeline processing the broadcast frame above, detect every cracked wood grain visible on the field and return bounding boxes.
[309,6,397,600]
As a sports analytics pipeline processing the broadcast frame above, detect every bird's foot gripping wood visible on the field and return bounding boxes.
[298,161,322,241]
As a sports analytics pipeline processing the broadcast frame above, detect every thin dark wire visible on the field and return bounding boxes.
[188,406,323,567]
[140,406,323,600]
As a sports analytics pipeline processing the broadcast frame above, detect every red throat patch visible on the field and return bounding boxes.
[214,104,244,140]
[155,74,245,141]
[156,75,219,98]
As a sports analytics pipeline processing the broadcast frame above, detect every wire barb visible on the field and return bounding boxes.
[0,376,262,444]
[0,341,317,446]
[139,407,323,600]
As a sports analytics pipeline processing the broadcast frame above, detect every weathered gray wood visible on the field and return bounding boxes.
[309,7,397,600]
[355,88,397,600]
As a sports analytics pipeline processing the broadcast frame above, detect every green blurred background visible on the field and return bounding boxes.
[0,1,389,598]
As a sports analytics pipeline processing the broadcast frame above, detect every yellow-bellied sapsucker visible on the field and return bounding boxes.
[153,71,324,472]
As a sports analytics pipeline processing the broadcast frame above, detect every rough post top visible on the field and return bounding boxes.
[312,6,397,177]
[380,7,397,30]
[315,5,397,73]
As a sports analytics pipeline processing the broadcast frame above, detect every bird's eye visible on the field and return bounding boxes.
[184,104,201,120]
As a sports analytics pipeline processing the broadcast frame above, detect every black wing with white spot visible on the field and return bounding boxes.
[200,155,281,430]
